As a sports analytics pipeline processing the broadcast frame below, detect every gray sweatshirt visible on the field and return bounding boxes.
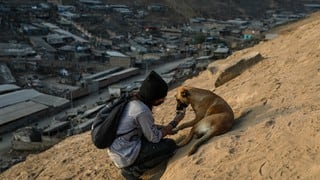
[107,100,163,168]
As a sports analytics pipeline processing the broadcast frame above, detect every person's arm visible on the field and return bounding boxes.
[136,110,163,143]
[136,108,186,141]
[161,109,186,137]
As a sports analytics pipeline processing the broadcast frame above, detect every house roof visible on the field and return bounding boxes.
[29,36,57,53]
[53,29,88,43]
[214,47,229,54]
[0,43,35,57]
[79,0,103,5]
[0,87,69,128]
[0,101,48,126]
[106,50,128,57]
[0,89,42,108]
[0,84,20,94]
[31,94,69,108]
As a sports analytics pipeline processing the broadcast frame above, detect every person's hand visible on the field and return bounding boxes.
[167,127,179,135]
[169,108,186,133]
[162,108,186,137]
[155,125,165,130]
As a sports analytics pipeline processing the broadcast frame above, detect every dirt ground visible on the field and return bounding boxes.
[1,12,320,180]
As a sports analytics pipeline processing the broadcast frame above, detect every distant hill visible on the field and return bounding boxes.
[164,0,305,19]
[101,0,320,20]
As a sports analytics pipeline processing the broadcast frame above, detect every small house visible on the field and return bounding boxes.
[106,50,132,68]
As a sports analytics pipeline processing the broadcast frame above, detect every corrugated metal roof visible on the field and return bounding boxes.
[214,47,229,54]
[0,89,41,108]
[0,43,35,56]
[0,101,48,126]
[53,28,88,43]
[83,67,122,81]
[29,36,57,53]
[106,50,128,57]
[93,67,139,82]
[31,94,69,107]
[0,84,20,94]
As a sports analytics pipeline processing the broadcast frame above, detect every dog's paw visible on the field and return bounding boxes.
[171,128,179,134]
[188,149,196,156]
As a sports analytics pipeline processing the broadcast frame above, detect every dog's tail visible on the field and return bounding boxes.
[188,129,217,156]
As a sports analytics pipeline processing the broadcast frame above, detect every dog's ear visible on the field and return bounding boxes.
[181,89,190,97]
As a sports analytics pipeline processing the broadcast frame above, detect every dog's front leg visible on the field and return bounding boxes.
[175,119,197,130]
[177,127,195,147]
[172,119,198,134]
[172,117,200,134]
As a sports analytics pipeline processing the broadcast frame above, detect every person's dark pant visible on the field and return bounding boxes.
[121,138,177,180]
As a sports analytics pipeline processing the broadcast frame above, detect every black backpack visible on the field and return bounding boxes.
[91,94,131,149]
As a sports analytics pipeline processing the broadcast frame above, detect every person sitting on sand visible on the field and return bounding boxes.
[107,71,186,180]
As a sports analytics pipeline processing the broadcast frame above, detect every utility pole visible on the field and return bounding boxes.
[70,90,73,109]
[145,60,149,75]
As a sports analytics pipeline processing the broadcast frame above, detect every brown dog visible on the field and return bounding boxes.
[174,86,234,156]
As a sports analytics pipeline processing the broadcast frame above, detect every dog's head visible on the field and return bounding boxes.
[175,86,190,111]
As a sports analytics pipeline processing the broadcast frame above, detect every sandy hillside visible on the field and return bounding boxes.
[1,12,320,180]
